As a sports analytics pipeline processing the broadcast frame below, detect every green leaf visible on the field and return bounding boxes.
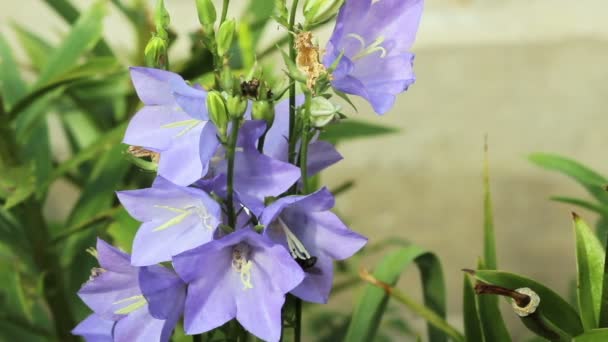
[471,270,584,336]
[35,0,108,88]
[345,245,452,342]
[551,196,608,216]
[0,33,28,109]
[463,275,483,342]
[319,119,399,145]
[483,143,498,269]
[43,0,113,56]
[529,153,608,204]
[106,208,139,253]
[11,24,54,71]
[476,259,512,342]
[573,329,608,341]
[573,213,605,330]
[1,165,35,210]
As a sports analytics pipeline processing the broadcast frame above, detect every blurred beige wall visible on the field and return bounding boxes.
[3,0,608,340]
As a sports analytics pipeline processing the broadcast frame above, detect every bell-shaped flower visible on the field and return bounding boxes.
[72,314,114,342]
[173,228,304,342]
[117,176,222,266]
[125,67,220,186]
[323,0,424,114]
[260,188,367,303]
[76,239,185,342]
[263,98,343,176]
[197,120,301,217]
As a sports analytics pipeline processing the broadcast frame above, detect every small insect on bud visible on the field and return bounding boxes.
[195,0,216,28]
[207,91,229,138]
[309,96,340,128]
[303,0,344,27]
[226,95,248,119]
[252,101,275,127]
[216,19,236,57]
[144,36,168,69]
[241,79,260,98]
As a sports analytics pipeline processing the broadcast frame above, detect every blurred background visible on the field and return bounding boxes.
[2,0,608,340]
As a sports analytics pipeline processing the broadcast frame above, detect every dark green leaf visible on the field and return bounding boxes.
[319,119,399,145]
[573,329,608,341]
[11,24,54,71]
[573,214,605,330]
[476,259,512,342]
[471,270,584,336]
[35,0,108,88]
[43,0,113,56]
[345,244,450,342]
[0,33,28,109]
[463,275,483,342]
[483,143,497,269]
[551,197,608,216]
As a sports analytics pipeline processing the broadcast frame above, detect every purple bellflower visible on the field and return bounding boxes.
[124,67,220,186]
[173,228,304,342]
[263,98,343,175]
[323,0,424,114]
[197,120,301,216]
[72,314,114,342]
[76,239,185,342]
[117,176,222,266]
[260,188,367,303]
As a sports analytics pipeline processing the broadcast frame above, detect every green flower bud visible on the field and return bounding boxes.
[279,49,307,84]
[227,95,248,119]
[154,0,170,39]
[144,36,169,69]
[309,97,340,128]
[207,91,228,137]
[252,100,275,127]
[219,68,235,94]
[216,19,236,57]
[195,0,216,27]
[303,0,344,27]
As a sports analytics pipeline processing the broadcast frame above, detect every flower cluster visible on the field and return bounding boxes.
[72,0,422,341]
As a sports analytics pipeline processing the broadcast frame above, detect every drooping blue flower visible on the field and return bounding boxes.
[260,188,367,303]
[117,176,222,266]
[125,67,220,186]
[173,228,304,342]
[76,239,185,342]
[324,0,424,114]
[196,120,301,216]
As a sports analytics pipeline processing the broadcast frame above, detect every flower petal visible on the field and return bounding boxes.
[72,314,114,342]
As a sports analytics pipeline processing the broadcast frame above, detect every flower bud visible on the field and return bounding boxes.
[220,68,235,93]
[154,0,170,39]
[195,0,216,27]
[207,91,228,137]
[227,95,248,119]
[303,0,344,27]
[252,100,275,127]
[309,97,340,128]
[216,19,236,57]
[144,36,169,69]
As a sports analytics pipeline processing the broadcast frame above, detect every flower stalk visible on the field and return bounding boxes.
[287,0,300,165]
[226,118,241,229]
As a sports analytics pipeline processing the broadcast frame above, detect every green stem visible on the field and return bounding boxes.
[363,270,465,342]
[298,93,312,194]
[220,0,230,24]
[294,297,302,342]
[287,0,300,165]
[225,118,241,229]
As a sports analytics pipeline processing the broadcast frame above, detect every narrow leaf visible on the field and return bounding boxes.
[529,153,608,204]
[471,270,584,336]
[463,275,483,342]
[0,33,28,109]
[320,119,399,145]
[345,245,449,342]
[573,329,608,341]
[573,213,605,330]
[11,24,54,70]
[551,196,608,216]
[483,141,497,269]
[476,259,511,342]
[35,0,108,87]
